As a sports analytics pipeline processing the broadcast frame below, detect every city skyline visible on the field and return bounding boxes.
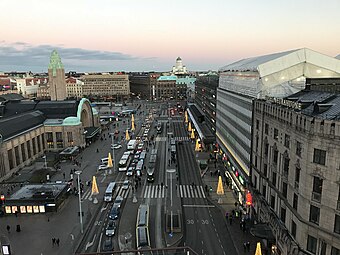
[0,0,339,72]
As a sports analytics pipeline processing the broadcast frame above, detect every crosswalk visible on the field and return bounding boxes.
[142,185,206,199]
[81,185,130,200]
[155,136,190,142]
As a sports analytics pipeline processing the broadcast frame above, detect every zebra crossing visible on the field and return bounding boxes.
[142,185,206,199]
[81,185,130,200]
[155,136,190,142]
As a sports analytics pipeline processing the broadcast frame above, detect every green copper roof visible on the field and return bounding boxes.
[157,75,177,81]
[48,50,64,76]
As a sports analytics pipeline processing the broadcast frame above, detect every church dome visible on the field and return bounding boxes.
[176,57,182,61]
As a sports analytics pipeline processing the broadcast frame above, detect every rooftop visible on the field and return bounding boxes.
[9,183,67,201]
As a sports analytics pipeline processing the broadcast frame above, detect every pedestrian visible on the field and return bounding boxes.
[246,241,250,252]
[52,237,56,246]
[243,242,247,252]
[229,217,233,225]
[56,238,60,246]
[6,225,10,233]
[63,172,65,179]
[210,171,212,177]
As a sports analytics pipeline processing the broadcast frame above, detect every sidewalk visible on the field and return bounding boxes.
[201,161,261,254]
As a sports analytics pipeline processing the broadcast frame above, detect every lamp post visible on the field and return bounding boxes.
[75,170,83,234]
[109,133,115,174]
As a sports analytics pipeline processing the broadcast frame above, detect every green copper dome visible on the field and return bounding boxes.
[48,50,64,76]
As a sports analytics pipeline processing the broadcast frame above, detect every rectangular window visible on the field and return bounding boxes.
[313,148,326,165]
[263,164,268,178]
[280,207,286,223]
[262,185,266,197]
[21,143,26,162]
[256,136,259,150]
[272,172,277,187]
[265,123,269,135]
[296,141,302,157]
[46,132,54,149]
[264,143,269,157]
[295,167,300,183]
[56,132,63,149]
[282,182,288,198]
[14,146,20,166]
[8,149,14,169]
[270,195,275,209]
[335,214,340,234]
[274,128,279,140]
[273,149,278,165]
[26,141,31,158]
[291,220,296,239]
[67,132,73,145]
[256,119,259,130]
[284,134,290,148]
[42,133,45,150]
[293,193,298,210]
[283,157,290,177]
[332,247,340,255]
[309,205,320,225]
[307,235,317,254]
[37,135,41,152]
[32,137,37,155]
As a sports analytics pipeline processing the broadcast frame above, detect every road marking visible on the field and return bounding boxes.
[182,204,215,208]
[85,233,96,250]
[200,186,206,198]
[150,186,155,198]
[162,186,165,198]
[100,176,106,183]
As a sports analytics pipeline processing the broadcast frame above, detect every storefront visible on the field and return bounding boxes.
[3,183,68,215]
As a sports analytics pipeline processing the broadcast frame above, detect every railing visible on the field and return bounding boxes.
[311,192,321,203]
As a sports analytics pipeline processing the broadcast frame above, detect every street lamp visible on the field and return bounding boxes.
[109,133,115,174]
[75,170,83,234]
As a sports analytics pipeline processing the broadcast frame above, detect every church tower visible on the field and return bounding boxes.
[48,50,66,101]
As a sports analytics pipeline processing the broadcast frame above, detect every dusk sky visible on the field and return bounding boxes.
[1,0,339,72]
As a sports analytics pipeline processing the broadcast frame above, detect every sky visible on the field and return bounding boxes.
[0,0,339,72]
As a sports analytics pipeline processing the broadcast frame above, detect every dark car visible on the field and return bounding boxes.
[109,205,120,220]
[102,238,113,251]
[105,220,116,236]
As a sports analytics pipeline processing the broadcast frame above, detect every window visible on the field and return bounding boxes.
[312,176,323,202]
[307,235,317,254]
[270,195,275,209]
[283,157,290,177]
[46,132,54,149]
[37,135,41,152]
[262,185,266,197]
[295,167,300,183]
[8,149,14,169]
[335,214,340,234]
[255,156,258,169]
[280,207,286,223]
[272,172,277,187]
[263,164,268,178]
[256,119,259,130]
[26,141,31,158]
[264,142,269,156]
[14,146,20,166]
[274,128,279,140]
[331,247,340,255]
[67,132,73,145]
[282,182,288,198]
[56,132,63,149]
[313,148,326,165]
[296,141,302,157]
[265,123,269,135]
[21,143,26,162]
[273,149,279,165]
[256,136,259,150]
[309,205,320,225]
[293,193,298,210]
[284,134,290,148]
[291,220,296,239]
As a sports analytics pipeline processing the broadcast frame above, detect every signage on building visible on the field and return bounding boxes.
[246,191,252,206]
[265,96,301,110]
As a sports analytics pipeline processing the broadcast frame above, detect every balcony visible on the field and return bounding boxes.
[311,192,321,203]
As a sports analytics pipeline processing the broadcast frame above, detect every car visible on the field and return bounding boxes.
[134,154,140,159]
[132,158,139,165]
[98,164,109,171]
[126,168,134,177]
[113,195,123,208]
[102,238,113,251]
[122,180,129,190]
[136,170,142,177]
[137,143,144,151]
[141,123,146,127]
[111,144,122,149]
[109,205,120,220]
[105,220,116,236]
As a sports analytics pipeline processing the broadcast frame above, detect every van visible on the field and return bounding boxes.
[109,205,120,220]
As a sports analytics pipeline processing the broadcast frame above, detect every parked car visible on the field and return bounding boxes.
[98,164,109,171]
[105,220,116,236]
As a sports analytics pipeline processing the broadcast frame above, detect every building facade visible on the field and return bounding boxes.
[66,77,83,99]
[252,88,340,254]
[129,73,160,100]
[155,76,177,100]
[172,57,187,76]
[81,74,130,100]
[48,50,67,101]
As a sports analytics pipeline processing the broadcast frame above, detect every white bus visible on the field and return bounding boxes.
[127,139,138,151]
[104,182,116,202]
[118,154,131,172]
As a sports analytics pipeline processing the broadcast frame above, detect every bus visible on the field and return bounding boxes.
[127,139,138,151]
[136,204,151,250]
[104,182,116,202]
[147,149,157,182]
[118,154,131,172]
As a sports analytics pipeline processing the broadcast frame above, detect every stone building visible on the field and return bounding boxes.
[155,76,177,100]
[171,57,187,76]
[66,77,83,99]
[129,73,160,100]
[48,50,67,101]
[251,83,340,254]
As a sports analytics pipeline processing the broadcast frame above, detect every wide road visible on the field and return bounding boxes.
[175,118,237,255]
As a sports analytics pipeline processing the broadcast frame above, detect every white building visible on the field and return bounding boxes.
[172,57,188,75]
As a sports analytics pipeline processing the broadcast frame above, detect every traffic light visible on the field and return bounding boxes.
[0,194,5,205]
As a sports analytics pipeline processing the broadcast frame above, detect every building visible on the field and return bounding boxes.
[194,73,219,136]
[129,73,160,100]
[172,57,188,76]
[176,76,196,100]
[81,74,130,101]
[154,76,177,100]
[217,48,340,205]
[66,77,83,99]
[251,83,340,254]
[16,77,48,98]
[48,50,67,101]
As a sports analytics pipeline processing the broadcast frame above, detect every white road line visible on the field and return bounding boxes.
[182,204,215,208]
[143,186,148,198]
[183,185,187,198]
[193,187,198,198]
[146,185,151,198]
[186,185,191,198]
[179,185,183,197]
[151,186,155,198]
[200,186,206,198]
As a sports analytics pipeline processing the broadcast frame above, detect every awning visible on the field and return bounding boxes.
[84,126,100,139]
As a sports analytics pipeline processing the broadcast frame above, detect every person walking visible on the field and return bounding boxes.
[246,241,250,252]
[243,242,247,252]
[52,237,56,247]
[56,238,60,247]
[6,225,10,233]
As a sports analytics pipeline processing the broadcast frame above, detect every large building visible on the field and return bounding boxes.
[81,74,130,101]
[16,77,48,98]
[154,76,177,100]
[48,50,67,101]
[217,48,340,205]
[129,73,160,100]
[171,57,188,76]
[251,81,340,254]
[66,77,83,99]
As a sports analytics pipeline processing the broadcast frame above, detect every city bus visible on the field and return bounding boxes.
[136,204,149,228]
[104,182,116,202]
[136,204,151,250]
[118,154,131,172]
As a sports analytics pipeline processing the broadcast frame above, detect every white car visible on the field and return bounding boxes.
[126,168,134,177]
[111,144,122,149]
[122,180,129,190]
[98,164,109,171]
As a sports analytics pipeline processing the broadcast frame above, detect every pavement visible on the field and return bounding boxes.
[201,159,262,254]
